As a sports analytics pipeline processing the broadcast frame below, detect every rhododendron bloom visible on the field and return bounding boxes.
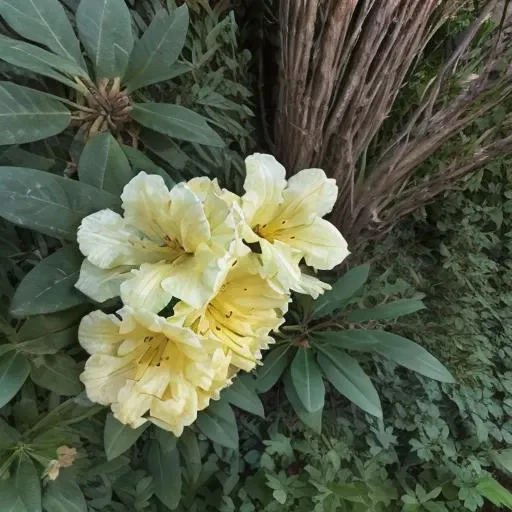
[238,153,349,297]
[76,172,238,312]
[78,307,231,436]
[172,253,290,372]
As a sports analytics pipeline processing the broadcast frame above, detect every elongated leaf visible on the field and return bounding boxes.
[283,369,322,433]
[0,167,120,240]
[76,0,133,79]
[196,399,238,450]
[16,326,77,355]
[30,354,82,395]
[78,133,134,194]
[0,36,87,88]
[313,330,380,352]
[131,103,224,146]
[147,436,181,510]
[0,480,27,512]
[104,413,149,461]
[369,330,455,383]
[0,417,20,451]
[178,429,201,486]
[0,83,70,144]
[13,455,41,512]
[0,352,30,407]
[311,264,370,320]
[124,5,189,91]
[290,348,324,412]
[0,0,83,66]
[17,307,87,341]
[346,298,425,323]
[10,246,87,317]
[255,344,293,393]
[43,476,87,512]
[316,346,382,418]
[222,375,264,418]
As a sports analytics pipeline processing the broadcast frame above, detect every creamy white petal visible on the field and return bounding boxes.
[242,153,286,227]
[120,262,175,313]
[77,209,166,269]
[293,272,331,299]
[112,380,153,428]
[75,260,132,303]
[78,310,122,355]
[259,238,303,291]
[279,217,349,269]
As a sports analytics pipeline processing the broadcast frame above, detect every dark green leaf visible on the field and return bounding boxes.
[123,5,189,91]
[147,437,181,510]
[30,354,82,395]
[0,0,83,66]
[13,455,41,512]
[311,264,370,320]
[131,103,224,146]
[283,369,322,433]
[78,133,134,194]
[255,344,293,393]
[0,83,70,145]
[196,399,238,450]
[178,429,201,486]
[10,246,87,317]
[369,330,455,383]
[0,36,86,88]
[290,348,324,412]
[16,326,77,355]
[316,345,382,418]
[346,298,425,323]
[17,307,87,341]
[43,475,87,512]
[313,330,380,352]
[0,479,27,512]
[0,352,30,407]
[222,375,264,418]
[0,167,120,240]
[76,0,133,79]
[0,417,20,451]
[104,413,149,461]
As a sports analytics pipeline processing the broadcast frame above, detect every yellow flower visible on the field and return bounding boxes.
[78,307,231,436]
[76,172,238,311]
[238,153,349,297]
[172,252,290,372]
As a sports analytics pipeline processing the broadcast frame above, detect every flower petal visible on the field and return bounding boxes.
[78,310,123,355]
[77,209,166,269]
[293,272,331,299]
[112,379,153,428]
[120,262,175,313]
[259,238,303,291]
[75,260,132,303]
[279,217,349,269]
[121,171,173,240]
[241,153,286,227]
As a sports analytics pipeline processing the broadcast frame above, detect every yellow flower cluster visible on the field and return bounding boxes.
[76,153,349,435]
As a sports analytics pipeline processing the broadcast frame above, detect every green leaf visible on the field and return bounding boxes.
[346,298,425,323]
[17,307,87,341]
[76,0,133,79]
[123,5,189,92]
[476,477,512,508]
[78,133,134,194]
[0,480,27,512]
[147,437,181,510]
[493,448,512,474]
[43,476,87,512]
[311,264,370,320]
[0,36,87,88]
[255,344,293,393]
[178,429,201,486]
[316,345,382,418]
[222,375,264,418]
[0,0,84,66]
[131,103,224,146]
[16,326,77,355]
[0,167,120,240]
[30,354,82,395]
[196,399,238,450]
[290,348,325,412]
[13,455,41,512]
[0,352,30,407]
[369,330,455,383]
[104,413,149,461]
[313,330,380,351]
[0,417,20,451]
[283,369,322,433]
[10,246,87,318]
[0,83,70,144]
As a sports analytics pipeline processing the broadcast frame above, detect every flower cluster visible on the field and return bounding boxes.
[76,153,349,435]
